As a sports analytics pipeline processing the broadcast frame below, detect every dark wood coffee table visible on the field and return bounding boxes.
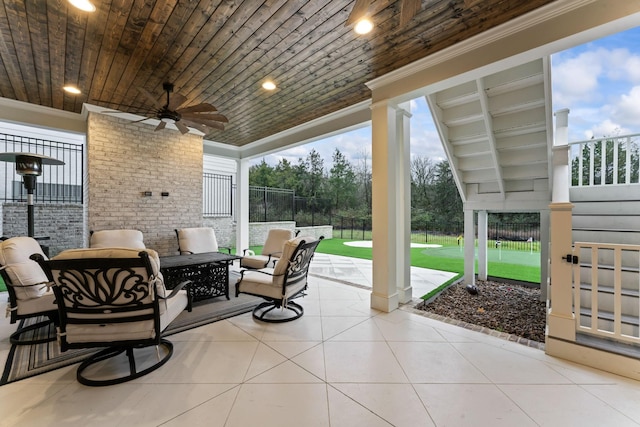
[160,252,241,302]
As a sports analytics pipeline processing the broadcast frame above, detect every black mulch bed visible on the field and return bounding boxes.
[415,279,546,344]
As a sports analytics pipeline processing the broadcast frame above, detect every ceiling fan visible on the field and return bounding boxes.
[101,82,228,135]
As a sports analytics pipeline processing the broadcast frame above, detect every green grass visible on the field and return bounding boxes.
[0,275,5,293]
[315,238,541,284]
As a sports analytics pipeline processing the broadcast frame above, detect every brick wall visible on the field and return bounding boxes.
[2,203,83,256]
[202,216,235,248]
[87,113,203,256]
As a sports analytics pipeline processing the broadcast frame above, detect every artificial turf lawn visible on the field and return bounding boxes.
[314,238,541,283]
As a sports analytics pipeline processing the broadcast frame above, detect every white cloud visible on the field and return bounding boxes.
[611,85,640,127]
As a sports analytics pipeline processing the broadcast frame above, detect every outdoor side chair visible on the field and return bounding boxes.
[240,228,294,269]
[0,236,58,345]
[33,247,192,386]
[175,227,231,255]
[236,235,323,322]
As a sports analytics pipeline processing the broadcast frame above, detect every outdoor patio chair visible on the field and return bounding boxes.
[175,227,231,255]
[89,229,146,249]
[240,228,294,269]
[236,235,323,322]
[0,236,58,345]
[33,247,192,386]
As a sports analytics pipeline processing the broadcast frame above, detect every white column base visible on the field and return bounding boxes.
[371,291,399,313]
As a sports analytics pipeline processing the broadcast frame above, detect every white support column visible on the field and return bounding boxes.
[235,158,250,257]
[477,210,488,281]
[539,208,550,302]
[396,102,412,303]
[463,208,475,285]
[370,100,400,312]
[548,108,575,342]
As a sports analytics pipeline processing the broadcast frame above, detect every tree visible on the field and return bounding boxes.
[410,155,435,211]
[249,159,275,187]
[353,148,372,215]
[430,160,463,223]
[329,149,357,212]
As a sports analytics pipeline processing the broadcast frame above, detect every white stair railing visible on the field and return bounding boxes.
[573,242,640,345]
[569,134,640,187]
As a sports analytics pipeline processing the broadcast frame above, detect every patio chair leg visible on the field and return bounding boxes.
[252,300,304,323]
[76,339,174,387]
[10,318,57,345]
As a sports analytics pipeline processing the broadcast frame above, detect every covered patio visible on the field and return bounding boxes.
[1,256,640,426]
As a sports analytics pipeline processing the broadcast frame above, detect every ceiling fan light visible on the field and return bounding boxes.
[354,18,374,35]
[161,117,175,124]
[262,80,277,91]
[68,0,96,12]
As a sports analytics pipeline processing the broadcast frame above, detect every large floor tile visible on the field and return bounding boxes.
[226,384,330,427]
[389,341,488,383]
[452,342,572,384]
[324,341,408,383]
[501,384,640,426]
[334,383,435,427]
[415,383,538,427]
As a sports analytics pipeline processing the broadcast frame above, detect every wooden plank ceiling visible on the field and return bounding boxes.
[0,0,555,147]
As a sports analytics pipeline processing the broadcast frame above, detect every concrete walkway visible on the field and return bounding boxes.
[309,252,458,299]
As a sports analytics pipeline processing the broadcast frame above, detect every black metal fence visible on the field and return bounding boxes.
[332,217,540,250]
[0,132,84,203]
[249,186,294,222]
[203,172,233,216]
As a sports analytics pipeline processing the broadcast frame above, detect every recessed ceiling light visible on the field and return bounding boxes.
[63,85,82,95]
[354,18,374,35]
[262,80,277,91]
[68,0,96,12]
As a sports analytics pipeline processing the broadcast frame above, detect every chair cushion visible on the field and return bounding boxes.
[90,229,145,249]
[272,236,314,285]
[159,289,189,331]
[0,237,49,300]
[15,288,57,316]
[262,229,294,256]
[177,227,218,254]
[236,268,307,300]
[240,254,273,269]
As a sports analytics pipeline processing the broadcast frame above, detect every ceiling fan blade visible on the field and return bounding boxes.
[400,0,421,26]
[177,103,217,114]
[180,121,210,135]
[182,118,224,132]
[346,0,370,26]
[175,121,190,134]
[180,112,229,123]
[137,87,163,109]
[168,93,188,110]
[155,121,167,131]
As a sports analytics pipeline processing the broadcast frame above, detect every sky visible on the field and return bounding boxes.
[251,25,640,168]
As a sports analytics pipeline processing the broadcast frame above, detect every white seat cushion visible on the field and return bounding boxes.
[15,288,56,316]
[240,255,273,269]
[177,227,219,254]
[0,236,49,300]
[90,230,145,249]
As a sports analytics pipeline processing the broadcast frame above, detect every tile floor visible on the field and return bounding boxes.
[1,256,640,426]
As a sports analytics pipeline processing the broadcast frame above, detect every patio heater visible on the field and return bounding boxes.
[0,152,65,237]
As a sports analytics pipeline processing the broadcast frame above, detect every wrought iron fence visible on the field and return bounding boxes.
[203,172,233,216]
[0,133,83,203]
[249,186,295,222]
